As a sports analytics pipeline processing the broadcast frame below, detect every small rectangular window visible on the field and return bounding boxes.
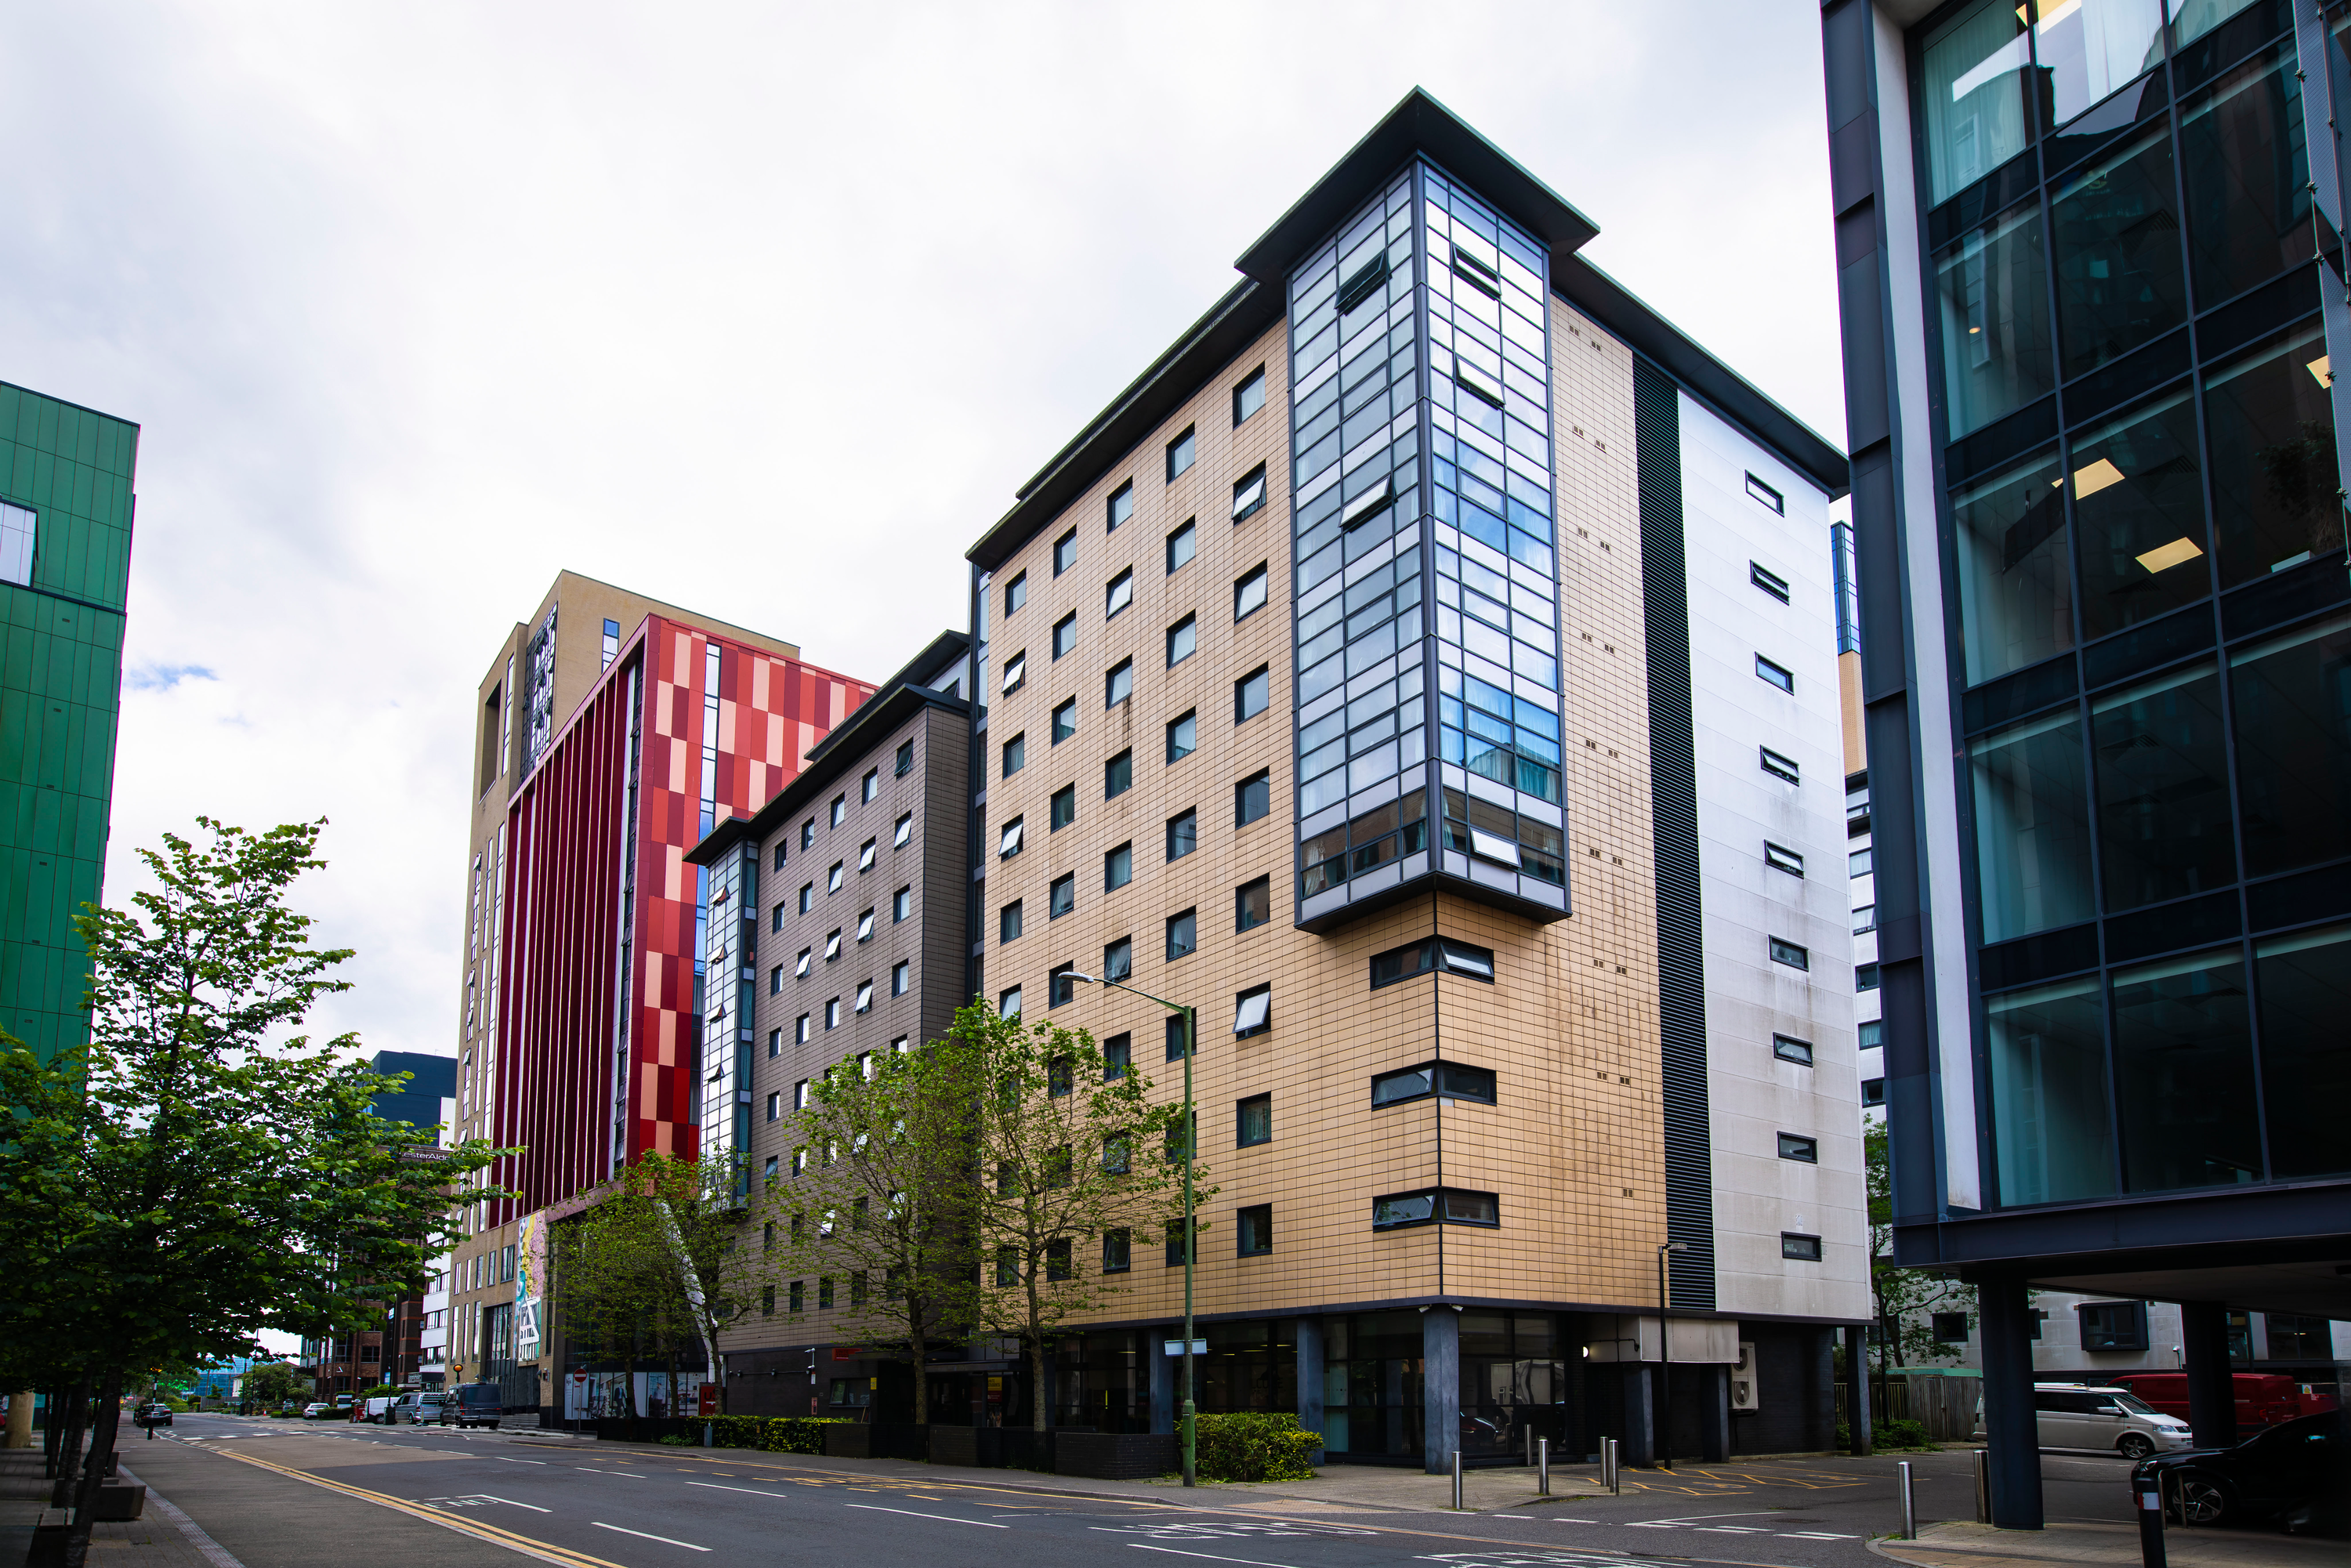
[1857,963,1881,991]
[856,908,874,942]
[1759,746,1801,784]
[1859,1019,1883,1048]
[1167,710,1197,762]
[1237,1094,1271,1147]
[1850,848,1873,877]
[1106,659,1133,707]
[1235,770,1270,825]
[1235,875,1270,932]
[1931,1312,1969,1344]
[854,982,873,1015]
[1167,616,1197,668]
[1371,1187,1497,1230]
[828,862,845,893]
[824,998,840,1029]
[769,965,784,995]
[1002,652,1027,695]
[1745,473,1785,515]
[1003,733,1026,777]
[794,1080,810,1110]
[1054,529,1078,575]
[999,818,1025,859]
[1231,464,1267,522]
[1109,479,1136,530]
[1001,901,1023,943]
[767,1028,781,1058]
[1769,936,1809,969]
[893,885,911,922]
[1777,1132,1819,1163]
[1104,842,1132,891]
[1053,612,1078,660]
[1050,873,1075,919]
[1235,665,1269,722]
[802,820,815,849]
[1236,1204,1272,1257]
[1106,570,1134,620]
[895,740,915,777]
[1233,367,1266,425]
[1772,1034,1814,1066]
[1853,904,1876,934]
[1049,963,1077,1007]
[858,838,876,872]
[1053,699,1078,742]
[1233,984,1270,1037]
[796,1014,811,1045]
[1101,1229,1132,1273]
[1105,748,1133,799]
[1371,1060,1496,1107]
[862,768,879,803]
[1165,1219,1194,1267]
[1167,809,1197,861]
[1165,429,1195,483]
[1755,654,1795,693]
[1233,564,1268,622]
[1167,520,1197,574]
[772,844,788,874]
[1005,572,1027,614]
[1369,938,1498,988]
[1103,936,1132,982]
[1750,561,1791,603]
[766,1092,780,1122]
[894,813,913,848]
[1165,1013,1190,1062]
[1000,987,1023,1018]
[1051,784,1077,831]
[1165,908,1197,961]
[1862,1077,1886,1106]
[1781,1233,1823,1262]
[1764,842,1805,877]
[891,961,908,997]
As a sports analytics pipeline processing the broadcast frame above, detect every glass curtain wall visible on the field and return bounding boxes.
[1287,163,1568,922]
[1918,0,2351,1206]
[697,841,758,1195]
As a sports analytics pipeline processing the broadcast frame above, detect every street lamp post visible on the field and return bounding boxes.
[1070,971,1197,1488]
[1657,1240,1687,1469]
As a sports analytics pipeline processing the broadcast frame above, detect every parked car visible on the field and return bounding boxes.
[2106,1371,2339,1432]
[132,1403,172,1429]
[359,1396,397,1424]
[389,1393,447,1425]
[1971,1383,2193,1459]
[439,1383,503,1430]
[277,1400,304,1417]
[2132,1409,2349,1532]
[300,1402,332,1420]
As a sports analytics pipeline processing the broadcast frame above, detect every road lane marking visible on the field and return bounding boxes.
[500,1457,549,1465]
[592,1523,709,1552]
[844,1502,1009,1528]
[474,1495,553,1513]
[577,1467,647,1477]
[684,1481,788,1498]
[1128,1548,1302,1567]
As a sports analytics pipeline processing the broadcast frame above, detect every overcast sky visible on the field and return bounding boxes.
[1,2,1844,1070]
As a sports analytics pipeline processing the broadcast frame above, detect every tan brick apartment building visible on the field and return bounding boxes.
[698,92,1870,1469]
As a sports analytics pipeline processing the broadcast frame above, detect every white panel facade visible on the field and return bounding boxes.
[1679,389,1871,1323]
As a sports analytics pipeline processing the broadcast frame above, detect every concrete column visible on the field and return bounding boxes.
[1844,1324,1873,1454]
[1813,1327,1838,1451]
[1149,1328,1174,1435]
[1295,1316,1326,1465]
[1698,1363,1730,1462]
[1621,1363,1657,1467]
[1978,1276,2045,1530]
[2180,1302,2239,1449]
[1421,1307,1459,1475]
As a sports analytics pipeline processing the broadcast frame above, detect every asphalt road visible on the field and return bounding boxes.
[126,1413,2145,1568]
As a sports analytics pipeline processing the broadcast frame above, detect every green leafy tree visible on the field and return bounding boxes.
[1865,1124,1976,1368]
[770,1037,979,1422]
[955,1001,1204,1431]
[0,819,509,1563]
[242,1363,306,1408]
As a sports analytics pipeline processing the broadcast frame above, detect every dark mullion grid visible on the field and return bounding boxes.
[1411,161,1444,859]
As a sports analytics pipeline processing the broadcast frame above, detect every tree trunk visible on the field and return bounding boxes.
[49,1381,87,1505]
[63,1366,124,1565]
[910,1316,927,1427]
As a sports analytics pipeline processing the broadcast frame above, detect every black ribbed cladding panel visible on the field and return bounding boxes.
[1632,358,1716,1313]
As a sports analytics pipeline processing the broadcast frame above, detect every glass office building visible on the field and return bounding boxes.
[1822,0,2351,1527]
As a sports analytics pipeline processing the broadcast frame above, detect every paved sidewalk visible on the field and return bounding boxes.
[0,1444,245,1566]
[1873,1518,2351,1568]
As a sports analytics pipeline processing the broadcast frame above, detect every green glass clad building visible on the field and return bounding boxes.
[0,382,136,1065]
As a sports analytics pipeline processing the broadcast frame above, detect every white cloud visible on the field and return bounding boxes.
[1,1,1843,1063]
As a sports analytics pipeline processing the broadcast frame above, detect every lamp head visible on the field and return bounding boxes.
[1070,972,1100,985]
[1663,1241,1690,1254]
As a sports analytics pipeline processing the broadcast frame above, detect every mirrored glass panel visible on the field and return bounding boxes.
[1936,204,2056,440]
[1954,451,2073,683]
[1988,975,2116,1204]
[2228,610,2351,878]
[2069,390,2210,638]
[2202,323,2342,588]
[2112,947,2259,1192]
[2253,923,2351,1179]
[2180,44,2313,310]
[2092,660,2236,911]
[1924,0,2034,206]
[2035,0,2167,127]
[2051,127,2186,378]
[1970,709,2097,941]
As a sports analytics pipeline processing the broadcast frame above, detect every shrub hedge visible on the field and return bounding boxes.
[1191,1412,1320,1482]
[696,1414,849,1453]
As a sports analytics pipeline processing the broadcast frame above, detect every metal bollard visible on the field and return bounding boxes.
[1451,1447,1465,1510]
[1607,1436,1621,1494]
[1539,1436,1550,1496]
[1898,1460,1917,1540]
[1599,1436,1613,1492]
[1525,1425,1534,1468]
[2135,1480,2168,1568]
[1975,1448,1990,1524]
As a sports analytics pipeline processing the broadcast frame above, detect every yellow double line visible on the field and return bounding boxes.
[210,1446,625,1568]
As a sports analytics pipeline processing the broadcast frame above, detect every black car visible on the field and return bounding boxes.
[2132,1410,2349,1534]
[439,1382,503,1430]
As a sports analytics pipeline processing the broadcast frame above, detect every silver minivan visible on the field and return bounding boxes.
[390,1392,447,1425]
[2029,1383,2193,1458]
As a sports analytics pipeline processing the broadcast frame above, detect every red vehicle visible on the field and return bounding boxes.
[2105,1372,2338,1430]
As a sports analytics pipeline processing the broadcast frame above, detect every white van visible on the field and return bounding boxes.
[1973,1383,2193,1459]
[360,1396,398,1424]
